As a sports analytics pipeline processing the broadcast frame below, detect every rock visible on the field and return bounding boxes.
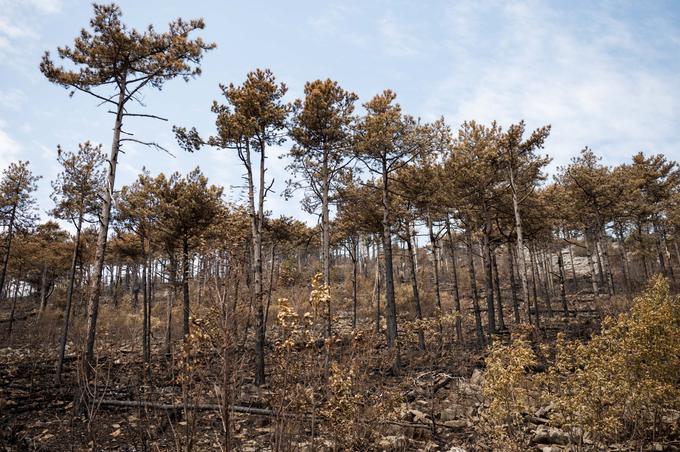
[538,446,564,452]
[446,447,467,452]
[652,443,664,451]
[442,419,467,429]
[423,441,440,451]
[408,409,428,423]
[404,390,417,402]
[440,408,458,421]
[378,435,407,451]
[531,425,569,445]
[469,368,484,386]
[535,402,554,418]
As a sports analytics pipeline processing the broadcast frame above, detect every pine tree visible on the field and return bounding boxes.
[355,90,426,371]
[0,161,40,301]
[50,142,105,383]
[176,69,289,385]
[287,79,357,336]
[41,2,215,371]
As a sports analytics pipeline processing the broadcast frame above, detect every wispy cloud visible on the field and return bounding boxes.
[422,1,680,168]
[0,127,22,169]
[378,13,421,57]
[0,0,62,73]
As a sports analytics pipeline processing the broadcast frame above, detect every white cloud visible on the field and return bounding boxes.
[422,1,680,170]
[0,127,21,169]
[0,89,25,111]
[378,13,421,57]
[27,0,62,15]
[0,0,62,71]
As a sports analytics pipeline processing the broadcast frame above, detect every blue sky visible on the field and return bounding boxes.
[1,0,679,226]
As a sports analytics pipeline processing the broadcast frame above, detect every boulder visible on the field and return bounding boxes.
[531,425,569,445]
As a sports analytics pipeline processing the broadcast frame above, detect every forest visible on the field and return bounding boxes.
[0,3,679,451]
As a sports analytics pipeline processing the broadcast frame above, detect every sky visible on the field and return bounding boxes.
[1,0,679,227]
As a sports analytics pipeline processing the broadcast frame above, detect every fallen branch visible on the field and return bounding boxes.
[99,399,276,417]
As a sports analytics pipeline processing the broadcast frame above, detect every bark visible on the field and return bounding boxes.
[615,226,631,294]
[584,233,600,297]
[529,244,540,327]
[508,165,531,325]
[481,212,495,338]
[661,230,675,283]
[381,162,400,371]
[507,244,520,323]
[38,265,49,313]
[539,247,553,317]
[374,241,382,335]
[165,253,177,355]
[7,278,21,338]
[182,236,191,338]
[557,249,569,317]
[594,236,606,289]
[653,221,667,276]
[142,235,150,365]
[444,217,463,343]
[597,237,614,296]
[85,78,127,372]
[252,139,266,386]
[406,224,425,350]
[464,228,485,347]
[0,201,17,300]
[492,250,505,331]
[351,240,358,330]
[427,215,443,348]
[567,241,577,292]
[264,243,276,334]
[56,214,83,384]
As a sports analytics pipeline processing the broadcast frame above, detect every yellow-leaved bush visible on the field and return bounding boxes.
[482,276,680,447]
[481,333,537,446]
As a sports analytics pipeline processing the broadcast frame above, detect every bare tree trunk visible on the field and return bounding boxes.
[481,212,496,339]
[507,244,520,323]
[253,140,267,386]
[445,217,463,343]
[85,79,127,372]
[7,277,21,338]
[567,241,577,292]
[539,247,553,317]
[141,235,150,366]
[584,233,600,297]
[597,237,614,296]
[351,239,358,330]
[56,214,83,383]
[427,215,443,348]
[264,243,276,334]
[165,253,176,356]
[492,249,505,331]
[374,241,382,335]
[381,164,400,372]
[529,244,540,328]
[465,228,484,347]
[557,249,569,317]
[653,221,667,277]
[508,166,531,325]
[0,202,17,301]
[615,227,631,294]
[406,224,425,350]
[594,237,606,290]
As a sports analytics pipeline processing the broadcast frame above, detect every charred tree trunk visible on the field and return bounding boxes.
[445,217,463,343]
[507,244,520,323]
[492,249,505,331]
[465,227,485,347]
[56,213,83,383]
[406,224,425,350]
